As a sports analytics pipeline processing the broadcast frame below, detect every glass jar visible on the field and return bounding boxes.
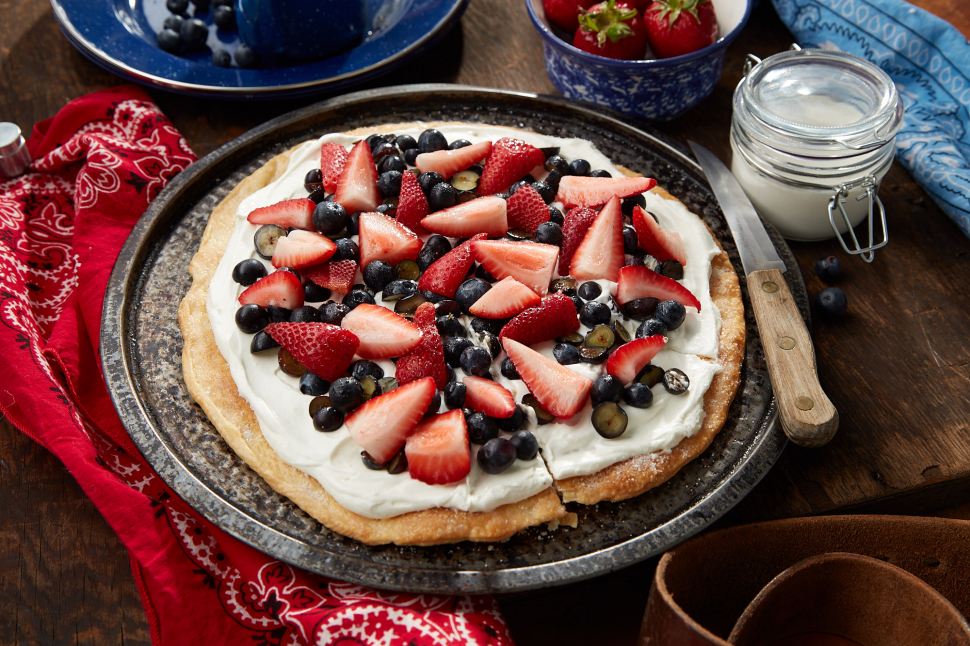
[730,47,904,261]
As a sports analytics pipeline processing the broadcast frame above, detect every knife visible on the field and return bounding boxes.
[688,141,839,448]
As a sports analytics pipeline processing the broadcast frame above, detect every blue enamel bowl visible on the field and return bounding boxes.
[526,0,753,121]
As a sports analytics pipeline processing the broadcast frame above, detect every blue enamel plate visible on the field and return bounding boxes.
[51,0,469,99]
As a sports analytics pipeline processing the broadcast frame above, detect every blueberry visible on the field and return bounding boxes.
[343,290,376,310]
[568,159,591,176]
[395,134,418,151]
[330,377,363,413]
[179,18,208,49]
[302,168,323,193]
[508,180,531,196]
[655,300,687,330]
[443,381,466,409]
[497,405,527,433]
[418,129,448,153]
[551,277,577,296]
[622,382,654,408]
[234,304,269,334]
[425,390,442,416]
[448,139,472,150]
[372,142,398,163]
[313,201,349,235]
[624,254,644,267]
[436,314,467,338]
[455,278,491,314]
[553,343,580,365]
[544,155,569,174]
[320,301,350,325]
[623,297,660,321]
[815,256,842,282]
[349,360,384,382]
[589,169,612,178]
[475,331,502,359]
[361,451,384,469]
[365,134,386,150]
[621,194,646,218]
[571,295,585,313]
[303,281,330,303]
[232,259,266,285]
[157,28,181,53]
[544,169,563,192]
[375,202,397,218]
[636,318,667,338]
[333,237,359,262]
[591,402,628,439]
[299,372,330,396]
[213,5,236,29]
[577,281,601,300]
[460,345,491,377]
[166,0,189,14]
[234,44,258,68]
[657,260,684,280]
[816,287,848,319]
[443,336,475,367]
[346,212,360,236]
[404,148,421,166]
[418,171,444,196]
[623,226,639,255]
[474,263,496,283]
[308,187,327,204]
[162,14,184,31]
[289,305,322,323]
[466,412,498,445]
[434,299,461,317]
[209,48,231,67]
[548,206,565,226]
[477,437,517,473]
[591,374,623,407]
[266,305,291,323]
[579,301,611,327]
[470,316,506,337]
[636,363,665,387]
[312,407,344,433]
[501,357,520,380]
[509,430,538,460]
[417,235,451,271]
[250,330,280,353]
[429,181,457,211]
[531,181,555,204]
[379,155,407,175]
[663,368,690,395]
[363,260,394,292]
[534,221,562,247]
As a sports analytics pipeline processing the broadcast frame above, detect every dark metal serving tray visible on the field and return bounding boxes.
[101,84,802,595]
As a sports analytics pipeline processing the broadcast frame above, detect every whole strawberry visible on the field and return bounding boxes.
[572,0,648,61]
[544,0,598,33]
[643,0,718,59]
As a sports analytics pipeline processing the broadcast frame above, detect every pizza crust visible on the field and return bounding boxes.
[178,124,744,545]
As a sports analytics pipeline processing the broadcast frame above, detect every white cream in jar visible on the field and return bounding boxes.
[729,48,903,246]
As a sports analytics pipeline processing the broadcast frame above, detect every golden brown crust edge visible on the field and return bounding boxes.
[178,143,565,547]
[554,186,745,504]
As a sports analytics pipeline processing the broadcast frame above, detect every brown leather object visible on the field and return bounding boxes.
[639,515,970,646]
[729,553,970,646]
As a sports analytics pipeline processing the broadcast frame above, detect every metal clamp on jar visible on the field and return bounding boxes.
[730,46,904,262]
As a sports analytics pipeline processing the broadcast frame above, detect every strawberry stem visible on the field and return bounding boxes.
[648,0,710,30]
[578,0,638,46]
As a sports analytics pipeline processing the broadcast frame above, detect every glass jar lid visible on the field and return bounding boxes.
[735,48,903,156]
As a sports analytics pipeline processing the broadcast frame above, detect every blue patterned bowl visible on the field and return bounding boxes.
[526,0,752,121]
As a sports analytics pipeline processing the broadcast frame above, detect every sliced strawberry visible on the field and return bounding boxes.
[417,233,487,298]
[616,265,702,310]
[632,206,687,265]
[238,271,304,309]
[462,376,516,419]
[420,196,508,238]
[263,322,359,382]
[405,408,470,485]
[303,260,357,295]
[606,336,668,384]
[395,169,429,235]
[506,184,550,234]
[499,293,580,346]
[334,140,381,214]
[415,140,493,179]
[339,303,423,360]
[320,142,349,194]
[556,175,657,209]
[477,137,547,196]
[468,276,541,319]
[357,212,423,268]
[558,206,598,275]
[396,303,448,390]
[471,239,559,296]
[247,198,315,231]
[569,195,624,281]
[346,377,437,465]
[270,230,336,269]
[502,338,592,419]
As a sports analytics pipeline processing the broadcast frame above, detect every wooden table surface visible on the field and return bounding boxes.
[3,0,970,643]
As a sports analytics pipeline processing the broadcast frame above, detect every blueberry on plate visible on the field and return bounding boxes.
[234,304,268,334]
[254,224,286,259]
[589,169,612,178]
[363,260,395,292]
[418,129,448,153]
[815,287,848,319]
[157,28,181,53]
[501,357,520,380]
[300,372,330,397]
[443,337,474,367]
[333,237,359,262]
[497,405,527,433]
[429,181,457,211]
[590,374,623,407]
[662,368,690,395]
[655,300,687,330]
[460,345,491,377]
[553,343,580,365]
[232,258,266,285]
[467,412,499,445]
[622,382,653,408]
[591,402,627,439]
[455,278,491,314]
[577,281,602,301]
[179,18,208,49]
[212,49,232,67]
[477,437,516,473]
[330,377,364,413]
[234,44,259,68]
[289,305,322,323]
[349,360,384,382]
[568,159,591,177]
[444,381,466,409]
[213,5,236,30]
[250,330,279,354]
[313,201,349,236]
[312,407,344,433]
[534,221,562,247]
[509,430,538,460]
[636,318,668,338]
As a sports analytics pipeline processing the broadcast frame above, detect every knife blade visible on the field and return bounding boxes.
[688,141,839,448]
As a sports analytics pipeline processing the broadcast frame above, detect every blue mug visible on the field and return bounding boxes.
[235,0,366,64]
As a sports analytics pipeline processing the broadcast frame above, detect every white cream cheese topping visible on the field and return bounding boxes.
[206,124,723,519]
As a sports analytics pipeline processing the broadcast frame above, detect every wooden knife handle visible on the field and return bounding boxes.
[747,269,839,447]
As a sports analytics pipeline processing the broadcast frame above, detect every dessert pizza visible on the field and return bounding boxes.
[178,122,744,546]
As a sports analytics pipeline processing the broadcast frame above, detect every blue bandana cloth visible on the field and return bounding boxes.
[771,0,970,239]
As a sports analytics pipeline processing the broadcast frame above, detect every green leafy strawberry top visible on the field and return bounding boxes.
[649,0,712,29]
[578,0,639,46]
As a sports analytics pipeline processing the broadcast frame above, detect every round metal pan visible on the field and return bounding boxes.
[101,84,800,594]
